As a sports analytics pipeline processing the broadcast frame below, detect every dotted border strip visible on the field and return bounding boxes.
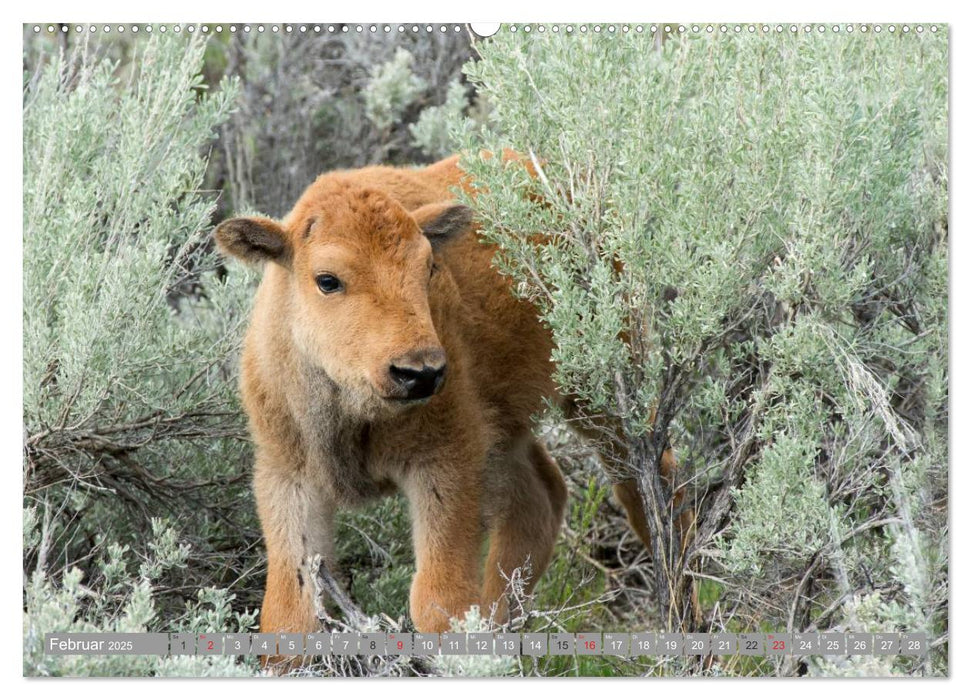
[30,24,466,35]
[29,23,941,36]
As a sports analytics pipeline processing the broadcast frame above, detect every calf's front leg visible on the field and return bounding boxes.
[401,461,484,633]
[253,449,336,665]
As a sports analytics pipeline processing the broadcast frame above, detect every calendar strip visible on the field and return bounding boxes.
[44,632,929,658]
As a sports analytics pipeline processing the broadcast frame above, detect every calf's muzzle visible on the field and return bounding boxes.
[388,347,447,401]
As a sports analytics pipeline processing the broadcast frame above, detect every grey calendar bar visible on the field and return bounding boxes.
[738,633,764,656]
[495,633,521,655]
[45,633,169,655]
[523,633,547,656]
[468,633,494,655]
[793,633,820,655]
[170,632,195,655]
[441,633,467,654]
[684,633,710,656]
[360,633,387,655]
[766,633,791,656]
[305,632,331,655]
[712,633,737,655]
[387,632,412,655]
[549,632,574,655]
[197,633,223,655]
[874,633,900,655]
[41,631,930,657]
[277,633,304,655]
[412,632,439,655]
[223,633,252,655]
[631,632,657,655]
[250,633,277,656]
[603,633,630,656]
[658,633,684,656]
[576,632,601,655]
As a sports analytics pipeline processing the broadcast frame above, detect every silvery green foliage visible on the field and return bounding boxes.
[23,513,258,677]
[23,31,264,669]
[24,33,242,439]
[431,607,517,677]
[457,27,947,674]
[725,432,832,575]
[410,80,470,158]
[365,48,426,131]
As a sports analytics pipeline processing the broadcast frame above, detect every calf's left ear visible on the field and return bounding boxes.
[411,202,474,247]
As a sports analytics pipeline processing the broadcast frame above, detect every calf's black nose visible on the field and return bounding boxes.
[388,349,447,401]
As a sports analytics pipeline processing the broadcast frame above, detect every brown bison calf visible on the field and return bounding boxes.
[214,155,674,653]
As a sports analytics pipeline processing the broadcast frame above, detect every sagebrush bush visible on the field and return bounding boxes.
[365,48,427,131]
[24,508,258,677]
[22,31,264,675]
[456,26,947,675]
[411,80,471,158]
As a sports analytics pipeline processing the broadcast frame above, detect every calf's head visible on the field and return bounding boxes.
[215,181,471,413]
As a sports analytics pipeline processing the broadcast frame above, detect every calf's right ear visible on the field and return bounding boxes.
[213,217,290,265]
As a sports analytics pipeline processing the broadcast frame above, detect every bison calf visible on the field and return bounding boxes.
[214,155,676,659]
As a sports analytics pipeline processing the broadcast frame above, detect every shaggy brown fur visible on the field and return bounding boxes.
[214,155,686,666]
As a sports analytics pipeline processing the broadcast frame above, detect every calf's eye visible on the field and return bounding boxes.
[315,274,343,294]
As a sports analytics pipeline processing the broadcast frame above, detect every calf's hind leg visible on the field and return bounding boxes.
[613,447,694,553]
[482,440,567,622]
[562,401,692,553]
